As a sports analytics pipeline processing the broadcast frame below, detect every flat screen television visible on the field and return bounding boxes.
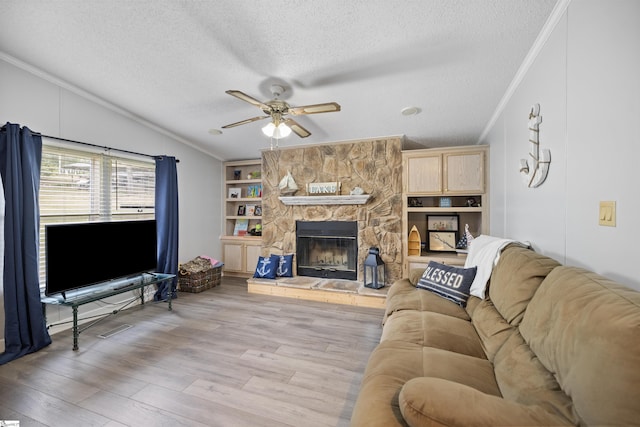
[45,219,157,297]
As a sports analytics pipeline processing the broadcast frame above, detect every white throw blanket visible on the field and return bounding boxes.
[464,235,528,298]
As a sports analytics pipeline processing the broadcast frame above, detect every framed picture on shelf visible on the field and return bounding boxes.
[228,187,241,199]
[237,205,246,216]
[246,204,256,216]
[254,205,262,216]
[428,231,458,252]
[427,214,459,231]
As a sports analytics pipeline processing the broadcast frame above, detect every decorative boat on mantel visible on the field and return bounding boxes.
[279,170,299,195]
[408,225,422,256]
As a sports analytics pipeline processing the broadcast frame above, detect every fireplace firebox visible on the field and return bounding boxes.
[296,220,358,280]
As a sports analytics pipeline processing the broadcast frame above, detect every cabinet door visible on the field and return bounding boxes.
[244,243,262,274]
[406,155,442,194]
[444,151,484,194]
[222,243,244,272]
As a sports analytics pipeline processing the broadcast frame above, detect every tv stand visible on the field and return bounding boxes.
[41,273,176,351]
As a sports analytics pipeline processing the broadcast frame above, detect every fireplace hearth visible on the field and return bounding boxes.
[296,220,358,280]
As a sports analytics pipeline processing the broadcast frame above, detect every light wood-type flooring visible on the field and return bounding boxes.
[0,276,384,426]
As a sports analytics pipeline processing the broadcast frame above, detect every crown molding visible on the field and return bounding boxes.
[0,51,224,161]
[477,0,572,143]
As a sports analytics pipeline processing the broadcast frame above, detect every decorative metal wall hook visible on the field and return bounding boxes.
[519,103,551,188]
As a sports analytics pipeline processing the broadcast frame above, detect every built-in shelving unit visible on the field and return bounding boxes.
[221,159,262,277]
[402,145,489,275]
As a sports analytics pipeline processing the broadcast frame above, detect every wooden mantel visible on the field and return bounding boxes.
[278,195,372,206]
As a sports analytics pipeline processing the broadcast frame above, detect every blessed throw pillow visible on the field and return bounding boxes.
[417,261,477,307]
[253,255,279,279]
[275,254,294,277]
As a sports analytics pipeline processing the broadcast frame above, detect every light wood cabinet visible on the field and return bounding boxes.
[444,151,485,194]
[405,149,485,195]
[402,145,489,276]
[222,159,262,277]
[221,237,261,276]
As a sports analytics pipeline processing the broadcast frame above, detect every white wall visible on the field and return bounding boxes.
[0,57,224,343]
[483,0,640,290]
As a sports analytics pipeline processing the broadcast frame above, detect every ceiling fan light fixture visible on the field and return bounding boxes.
[262,122,292,139]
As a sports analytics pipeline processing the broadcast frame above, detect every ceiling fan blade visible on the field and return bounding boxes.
[288,102,341,115]
[284,119,311,138]
[222,115,270,129]
[225,90,271,111]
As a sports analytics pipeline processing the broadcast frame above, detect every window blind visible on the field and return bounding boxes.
[38,144,155,288]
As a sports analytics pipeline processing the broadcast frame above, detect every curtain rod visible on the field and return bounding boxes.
[40,133,180,163]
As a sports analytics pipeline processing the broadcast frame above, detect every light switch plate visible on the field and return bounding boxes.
[599,201,616,227]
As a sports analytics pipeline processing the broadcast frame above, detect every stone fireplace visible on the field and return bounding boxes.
[261,137,403,285]
[296,220,358,280]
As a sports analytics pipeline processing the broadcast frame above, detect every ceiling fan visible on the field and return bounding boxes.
[221,84,340,138]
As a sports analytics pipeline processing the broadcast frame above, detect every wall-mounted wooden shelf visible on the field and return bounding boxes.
[278,195,371,205]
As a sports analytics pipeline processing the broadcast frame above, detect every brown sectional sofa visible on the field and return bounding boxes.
[350,245,640,426]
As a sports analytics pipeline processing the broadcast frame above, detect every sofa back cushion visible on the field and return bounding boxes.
[519,266,640,425]
[492,329,578,424]
[488,245,560,326]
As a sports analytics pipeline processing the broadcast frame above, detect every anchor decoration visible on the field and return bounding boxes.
[519,103,551,188]
[277,256,289,277]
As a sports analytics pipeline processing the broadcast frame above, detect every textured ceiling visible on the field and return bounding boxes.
[0,0,559,160]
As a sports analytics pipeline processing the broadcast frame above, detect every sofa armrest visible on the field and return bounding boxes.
[399,377,573,427]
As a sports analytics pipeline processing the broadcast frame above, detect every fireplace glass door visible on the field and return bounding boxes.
[296,221,357,280]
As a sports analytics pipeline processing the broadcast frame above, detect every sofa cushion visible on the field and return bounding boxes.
[469,298,517,361]
[252,254,279,279]
[488,245,560,326]
[380,310,486,359]
[416,262,477,307]
[351,340,500,427]
[384,278,471,324]
[275,253,294,277]
[519,266,640,426]
[399,377,573,427]
[493,330,578,425]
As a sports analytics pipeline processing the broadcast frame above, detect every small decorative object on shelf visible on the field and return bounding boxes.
[408,197,423,207]
[247,184,262,198]
[439,197,452,207]
[233,218,249,236]
[307,181,341,195]
[254,205,262,216]
[237,205,246,216]
[408,225,422,256]
[279,170,298,195]
[248,171,261,179]
[456,224,475,249]
[228,187,241,198]
[466,197,477,207]
[364,247,386,289]
[249,223,262,236]
[233,169,242,180]
[350,186,364,195]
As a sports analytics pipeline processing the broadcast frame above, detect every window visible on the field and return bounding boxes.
[38,143,155,288]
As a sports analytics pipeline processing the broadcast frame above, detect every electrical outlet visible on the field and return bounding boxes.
[599,201,616,227]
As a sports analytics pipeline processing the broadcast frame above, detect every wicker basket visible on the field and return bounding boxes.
[178,265,221,293]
